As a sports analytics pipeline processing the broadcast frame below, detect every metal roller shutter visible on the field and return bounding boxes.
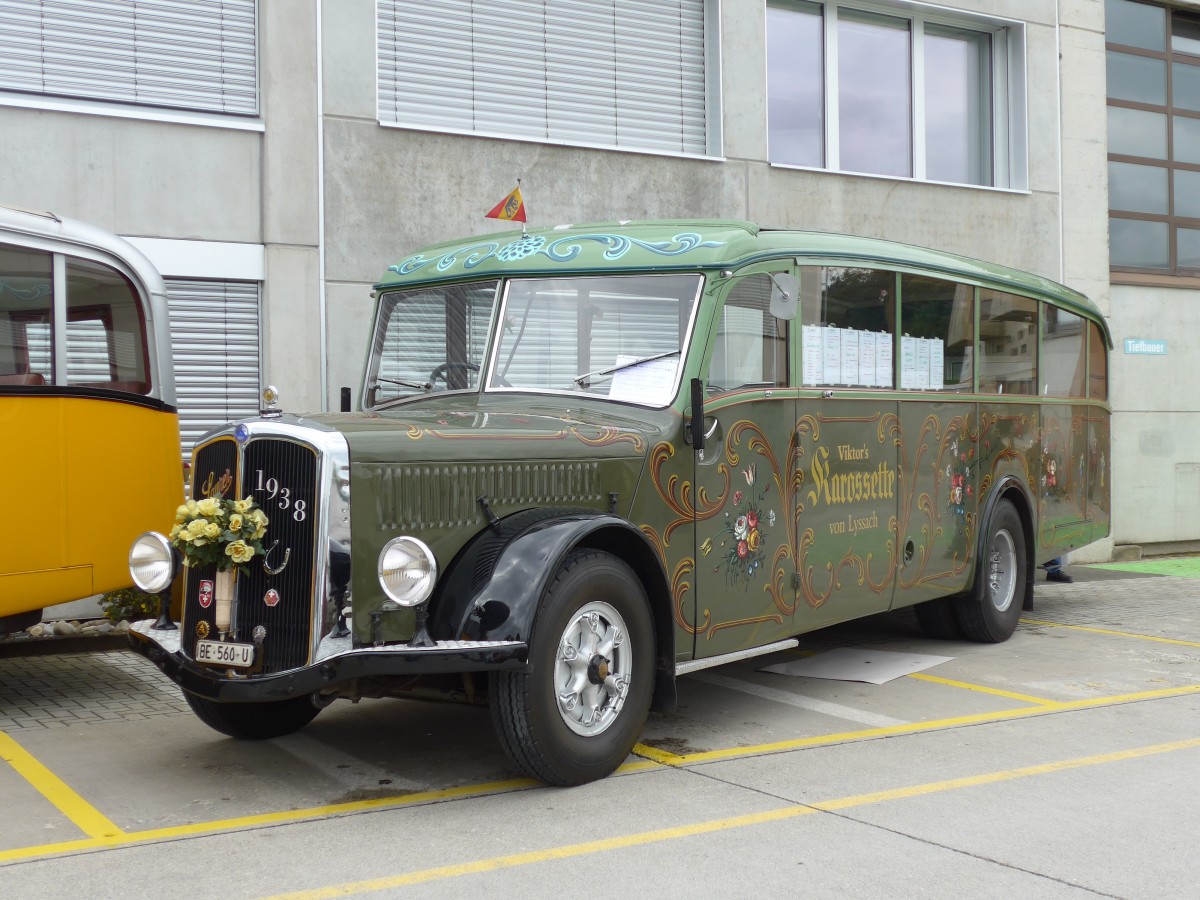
[165,278,260,458]
[378,0,709,155]
[0,0,258,116]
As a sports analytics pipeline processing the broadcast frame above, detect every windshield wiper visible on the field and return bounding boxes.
[376,375,432,392]
[572,350,680,387]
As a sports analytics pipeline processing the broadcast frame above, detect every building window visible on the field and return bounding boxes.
[0,0,258,117]
[1106,0,1200,277]
[767,1,1023,188]
[377,0,713,156]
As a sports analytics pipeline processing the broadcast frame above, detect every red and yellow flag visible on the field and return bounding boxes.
[485,185,526,222]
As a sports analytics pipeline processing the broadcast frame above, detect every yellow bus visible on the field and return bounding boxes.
[0,206,182,633]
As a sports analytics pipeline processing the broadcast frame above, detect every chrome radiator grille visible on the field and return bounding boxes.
[183,435,320,674]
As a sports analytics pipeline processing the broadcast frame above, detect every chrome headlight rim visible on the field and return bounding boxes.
[129,531,177,594]
[377,536,437,607]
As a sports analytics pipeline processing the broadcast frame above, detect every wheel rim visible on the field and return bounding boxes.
[554,600,631,737]
[986,529,1018,613]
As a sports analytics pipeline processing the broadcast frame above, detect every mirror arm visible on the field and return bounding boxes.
[688,377,705,452]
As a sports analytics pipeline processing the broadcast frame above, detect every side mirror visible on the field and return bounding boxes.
[768,272,800,321]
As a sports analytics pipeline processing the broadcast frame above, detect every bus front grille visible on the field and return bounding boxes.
[183,436,320,675]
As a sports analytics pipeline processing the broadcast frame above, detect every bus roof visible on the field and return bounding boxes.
[0,204,167,299]
[378,219,1110,343]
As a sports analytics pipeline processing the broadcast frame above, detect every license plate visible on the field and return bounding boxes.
[196,639,255,668]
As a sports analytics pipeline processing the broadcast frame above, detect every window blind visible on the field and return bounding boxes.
[0,0,258,116]
[378,0,708,155]
[165,278,260,457]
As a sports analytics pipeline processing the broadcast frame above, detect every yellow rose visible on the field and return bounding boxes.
[225,540,255,564]
[196,498,222,518]
[228,513,244,532]
[169,523,183,540]
[174,504,191,524]
[185,520,208,539]
[233,497,255,514]
[204,522,221,539]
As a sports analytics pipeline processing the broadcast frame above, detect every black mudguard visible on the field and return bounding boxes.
[428,508,678,712]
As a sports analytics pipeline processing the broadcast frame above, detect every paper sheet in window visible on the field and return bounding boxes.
[802,324,823,386]
[608,354,678,404]
[876,332,893,388]
[929,337,944,390]
[859,331,877,387]
[822,326,841,385]
[841,329,860,385]
[900,336,917,390]
[915,338,930,391]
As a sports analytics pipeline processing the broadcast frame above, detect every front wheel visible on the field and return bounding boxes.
[184,691,322,740]
[956,499,1028,643]
[490,549,654,786]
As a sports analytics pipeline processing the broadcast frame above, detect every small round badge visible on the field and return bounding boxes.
[264,589,281,607]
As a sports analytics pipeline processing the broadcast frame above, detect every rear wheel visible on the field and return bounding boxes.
[956,499,1027,643]
[490,549,654,786]
[184,691,321,740]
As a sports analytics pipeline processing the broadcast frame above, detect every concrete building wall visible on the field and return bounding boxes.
[0,108,261,240]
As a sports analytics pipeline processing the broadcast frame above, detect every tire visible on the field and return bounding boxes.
[184,691,321,740]
[956,499,1027,643]
[914,597,963,640]
[489,549,654,786]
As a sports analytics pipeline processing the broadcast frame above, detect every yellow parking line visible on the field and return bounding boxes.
[259,735,1200,899]
[0,758,656,864]
[639,682,1200,767]
[0,732,124,840]
[1021,618,1200,648]
[906,672,1059,706]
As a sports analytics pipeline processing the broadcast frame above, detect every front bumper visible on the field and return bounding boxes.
[128,619,528,703]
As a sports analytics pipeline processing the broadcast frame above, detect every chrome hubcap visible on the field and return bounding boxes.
[987,529,1018,613]
[554,601,630,737]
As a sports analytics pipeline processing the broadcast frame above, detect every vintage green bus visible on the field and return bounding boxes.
[128,220,1110,785]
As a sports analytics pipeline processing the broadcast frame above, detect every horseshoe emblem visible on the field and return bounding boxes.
[261,540,291,576]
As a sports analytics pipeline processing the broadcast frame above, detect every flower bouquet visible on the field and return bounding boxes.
[169,496,268,570]
[169,496,268,634]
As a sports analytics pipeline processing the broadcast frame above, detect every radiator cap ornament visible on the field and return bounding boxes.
[260,385,281,418]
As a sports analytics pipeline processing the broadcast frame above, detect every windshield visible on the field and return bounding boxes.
[489,273,703,406]
[365,273,703,409]
[365,281,499,405]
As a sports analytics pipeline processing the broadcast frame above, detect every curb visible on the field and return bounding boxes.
[0,633,130,658]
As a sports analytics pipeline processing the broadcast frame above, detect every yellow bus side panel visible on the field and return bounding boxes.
[0,567,93,614]
[0,395,182,618]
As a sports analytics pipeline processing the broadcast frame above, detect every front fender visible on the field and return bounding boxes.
[428,509,677,713]
[432,511,651,643]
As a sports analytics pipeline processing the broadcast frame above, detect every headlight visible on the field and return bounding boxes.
[129,532,177,593]
[377,537,437,607]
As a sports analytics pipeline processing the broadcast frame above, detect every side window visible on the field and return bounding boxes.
[1088,321,1108,400]
[978,289,1037,394]
[0,244,52,384]
[708,274,789,392]
[65,258,149,392]
[1041,304,1086,398]
[899,274,974,391]
[800,266,895,387]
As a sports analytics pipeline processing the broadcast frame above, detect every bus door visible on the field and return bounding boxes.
[1039,304,1091,547]
[891,275,978,608]
[790,266,900,629]
[690,269,797,659]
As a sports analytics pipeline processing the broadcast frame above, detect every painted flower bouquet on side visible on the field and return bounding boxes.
[169,496,268,571]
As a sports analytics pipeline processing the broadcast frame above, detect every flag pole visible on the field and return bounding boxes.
[518,177,526,234]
